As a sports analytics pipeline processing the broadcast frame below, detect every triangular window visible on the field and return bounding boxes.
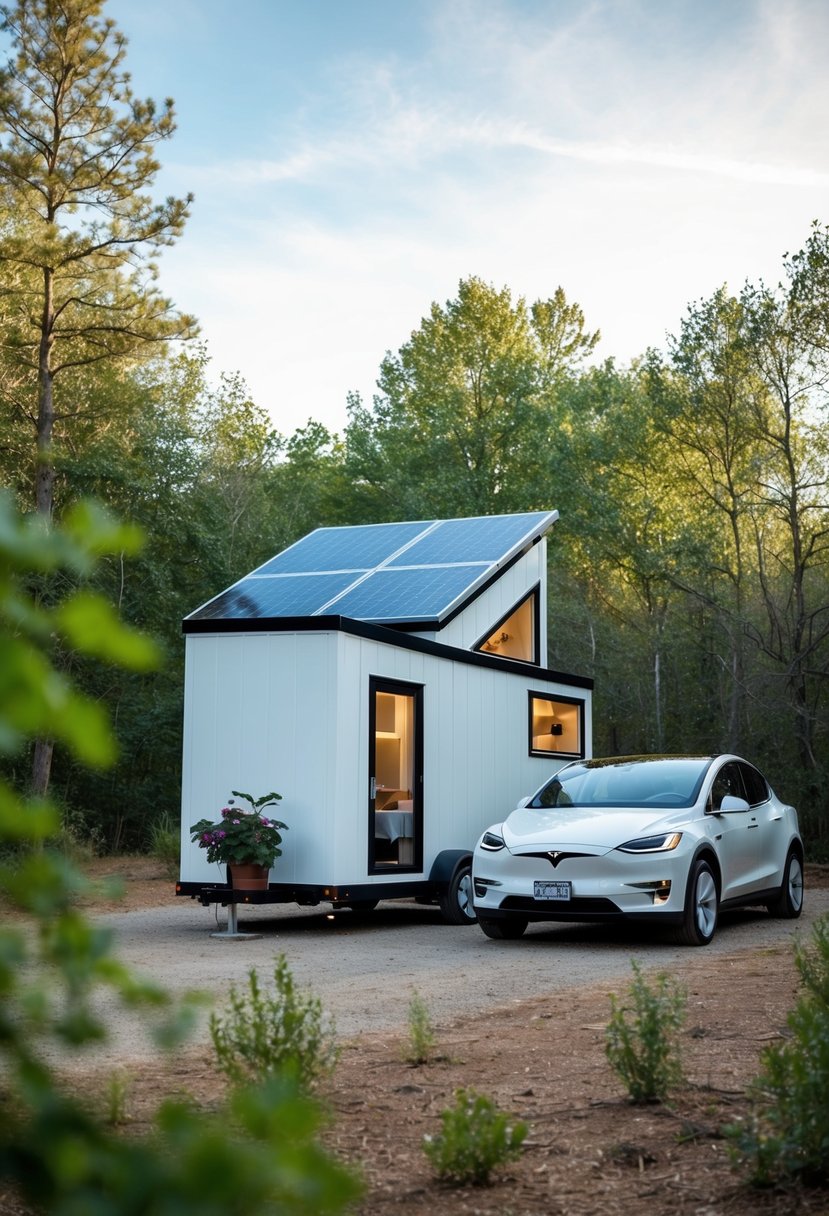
[474,588,538,664]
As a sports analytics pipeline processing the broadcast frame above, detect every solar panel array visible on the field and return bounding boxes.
[187,511,556,626]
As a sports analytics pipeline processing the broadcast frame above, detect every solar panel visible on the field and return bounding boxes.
[185,511,557,627]
[257,520,428,575]
[189,572,357,621]
[328,565,489,621]
[387,512,551,566]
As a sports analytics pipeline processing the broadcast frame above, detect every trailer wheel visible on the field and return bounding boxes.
[438,863,477,925]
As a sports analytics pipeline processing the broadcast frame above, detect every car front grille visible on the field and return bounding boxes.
[517,851,596,869]
[501,895,621,916]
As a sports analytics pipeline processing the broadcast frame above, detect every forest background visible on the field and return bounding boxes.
[2,0,829,858]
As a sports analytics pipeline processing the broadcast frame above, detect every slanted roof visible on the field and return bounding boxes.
[185,510,558,631]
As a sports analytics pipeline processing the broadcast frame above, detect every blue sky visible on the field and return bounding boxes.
[105,0,829,436]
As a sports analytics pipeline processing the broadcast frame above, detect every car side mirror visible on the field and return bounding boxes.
[517,795,531,809]
[716,794,750,814]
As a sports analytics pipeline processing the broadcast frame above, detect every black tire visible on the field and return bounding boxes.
[477,914,528,940]
[766,850,804,919]
[677,858,718,946]
[438,863,477,924]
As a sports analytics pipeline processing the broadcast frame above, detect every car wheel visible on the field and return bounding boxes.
[438,863,477,925]
[477,914,528,940]
[677,858,718,946]
[766,850,804,919]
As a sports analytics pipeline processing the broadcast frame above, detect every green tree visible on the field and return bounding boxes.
[0,0,196,521]
[344,276,598,519]
[740,273,829,783]
[0,0,196,795]
[647,288,764,753]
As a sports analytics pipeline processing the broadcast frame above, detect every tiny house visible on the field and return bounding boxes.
[176,511,593,922]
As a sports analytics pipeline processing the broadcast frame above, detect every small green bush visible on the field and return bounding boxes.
[104,1069,132,1126]
[423,1088,527,1185]
[605,960,686,1102]
[209,955,339,1091]
[404,990,436,1065]
[728,916,829,1185]
[149,810,180,875]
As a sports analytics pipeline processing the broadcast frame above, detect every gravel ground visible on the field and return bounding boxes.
[61,874,829,1067]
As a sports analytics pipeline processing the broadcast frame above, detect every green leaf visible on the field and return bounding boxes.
[56,593,160,670]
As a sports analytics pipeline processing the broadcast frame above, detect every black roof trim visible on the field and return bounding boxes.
[182,611,593,691]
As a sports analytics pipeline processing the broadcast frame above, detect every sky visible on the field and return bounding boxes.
[104,0,829,437]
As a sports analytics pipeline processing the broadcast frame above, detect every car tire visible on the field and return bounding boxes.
[766,850,804,919]
[438,863,477,925]
[477,914,528,940]
[677,858,718,946]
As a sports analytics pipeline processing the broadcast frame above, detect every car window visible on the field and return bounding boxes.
[738,762,770,807]
[709,762,743,810]
[530,759,709,808]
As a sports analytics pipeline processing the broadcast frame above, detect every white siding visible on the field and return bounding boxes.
[180,618,591,892]
[180,631,340,886]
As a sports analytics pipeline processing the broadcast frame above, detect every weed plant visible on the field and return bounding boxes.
[104,1070,132,1126]
[209,955,339,1091]
[422,1088,527,1186]
[404,990,436,1064]
[728,915,829,1185]
[149,811,180,875]
[605,960,686,1102]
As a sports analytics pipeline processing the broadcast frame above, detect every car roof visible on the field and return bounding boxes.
[576,755,716,769]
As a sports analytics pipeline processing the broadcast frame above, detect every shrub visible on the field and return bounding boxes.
[150,810,180,875]
[404,990,436,1065]
[605,960,686,1102]
[210,955,339,1090]
[422,1088,527,1185]
[0,494,361,1215]
[728,915,829,1185]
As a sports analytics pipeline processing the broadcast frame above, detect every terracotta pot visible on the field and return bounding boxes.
[228,862,270,891]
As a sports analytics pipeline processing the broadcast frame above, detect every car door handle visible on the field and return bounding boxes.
[747,822,759,829]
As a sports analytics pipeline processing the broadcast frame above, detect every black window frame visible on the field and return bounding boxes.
[473,585,540,665]
[527,690,585,760]
[368,675,424,875]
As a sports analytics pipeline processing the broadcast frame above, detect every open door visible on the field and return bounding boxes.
[368,677,423,873]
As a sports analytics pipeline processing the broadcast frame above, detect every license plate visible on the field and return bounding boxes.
[534,880,571,901]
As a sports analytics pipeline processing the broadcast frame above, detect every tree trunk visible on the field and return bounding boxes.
[35,267,55,519]
[31,738,54,798]
[32,267,56,795]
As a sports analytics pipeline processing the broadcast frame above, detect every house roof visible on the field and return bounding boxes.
[184,510,558,632]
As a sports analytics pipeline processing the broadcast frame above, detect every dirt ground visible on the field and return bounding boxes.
[8,858,829,1216]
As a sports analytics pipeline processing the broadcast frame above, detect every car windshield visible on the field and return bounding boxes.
[529,757,711,809]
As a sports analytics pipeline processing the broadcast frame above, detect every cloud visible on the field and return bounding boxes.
[155,0,829,435]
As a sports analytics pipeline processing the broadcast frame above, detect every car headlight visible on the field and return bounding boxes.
[617,832,682,854]
[480,830,506,852]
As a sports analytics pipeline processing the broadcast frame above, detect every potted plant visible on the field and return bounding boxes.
[190,790,287,890]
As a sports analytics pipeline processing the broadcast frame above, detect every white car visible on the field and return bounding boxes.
[472,755,803,945]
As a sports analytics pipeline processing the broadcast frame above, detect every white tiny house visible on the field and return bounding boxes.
[177,512,593,922]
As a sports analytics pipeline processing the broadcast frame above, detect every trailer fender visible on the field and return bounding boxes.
[429,850,477,926]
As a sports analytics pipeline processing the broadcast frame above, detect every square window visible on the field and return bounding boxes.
[529,693,584,758]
